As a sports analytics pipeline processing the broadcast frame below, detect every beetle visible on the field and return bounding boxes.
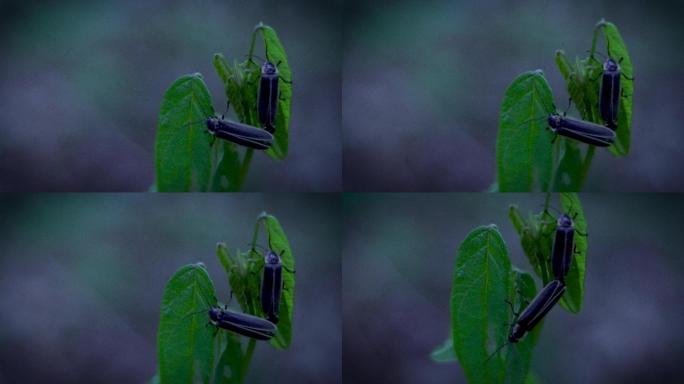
[206,117,273,150]
[252,244,294,325]
[551,214,575,281]
[548,113,615,147]
[185,294,277,341]
[260,249,284,324]
[257,61,280,134]
[208,306,277,341]
[508,279,566,342]
[590,49,633,130]
[486,279,566,362]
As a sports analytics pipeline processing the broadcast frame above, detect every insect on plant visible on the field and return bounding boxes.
[435,193,588,382]
[184,292,278,341]
[547,113,615,147]
[487,279,566,362]
[495,20,633,192]
[590,48,634,130]
[156,213,295,383]
[251,243,295,324]
[206,117,274,150]
[256,56,292,134]
[154,22,291,192]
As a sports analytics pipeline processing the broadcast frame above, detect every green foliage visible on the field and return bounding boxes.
[496,70,555,192]
[157,264,217,384]
[432,194,588,383]
[496,19,633,192]
[509,193,587,313]
[449,225,539,384]
[156,213,295,384]
[155,74,215,192]
[155,23,291,191]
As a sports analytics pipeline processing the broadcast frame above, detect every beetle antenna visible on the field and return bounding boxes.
[485,341,510,364]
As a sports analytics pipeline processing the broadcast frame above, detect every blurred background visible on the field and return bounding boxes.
[343,193,684,383]
[343,0,684,191]
[0,0,341,191]
[0,194,341,383]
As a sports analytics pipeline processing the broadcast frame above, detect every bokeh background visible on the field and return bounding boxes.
[344,193,684,383]
[0,194,341,383]
[0,0,341,191]
[343,0,684,191]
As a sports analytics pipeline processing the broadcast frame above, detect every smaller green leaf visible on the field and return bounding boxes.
[213,53,233,88]
[211,142,242,192]
[157,263,217,384]
[213,334,245,384]
[216,242,233,276]
[496,70,556,192]
[259,212,295,349]
[155,73,215,192]
[508,206,552,283]
[430,337,458,363]
[599,20,633,156]
[254,23,291,160]
[216,243,258,315]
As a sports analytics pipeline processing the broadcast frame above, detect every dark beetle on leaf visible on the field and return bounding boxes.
[548,113,615,147]
[208,306,277,341]
[258,61,280,134]
[206,117,274,150]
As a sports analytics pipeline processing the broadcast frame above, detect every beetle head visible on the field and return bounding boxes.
[206,117,220,133]
[208,307,221,322]
[262,62,278,76]
[547,114,562,129]
[508,324,524,343]
[604,58,619,72]
[265,250,281,265]
[557,214,573,229]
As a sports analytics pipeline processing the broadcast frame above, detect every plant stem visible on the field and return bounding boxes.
[241,339,257,382]
[579,146,595,188]
[548,138,561,192]
[236,149,254,190]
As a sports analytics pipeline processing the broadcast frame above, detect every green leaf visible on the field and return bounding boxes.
[555,50,601,123]
[496,70,556,192]
[451,225,511,383]
[430,337,458,363]
[259,212,295,349]
[213,334,245,384]
[211,142,242,192]
[155,74,215,192]
[599,20,633,156]
[254,23,291,160]
[157,263,217,384]
[557,193,587,313]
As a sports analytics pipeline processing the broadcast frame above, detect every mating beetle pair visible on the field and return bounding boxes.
[204,244,290,341]
[197,57,288,150]
[488,211,580,361]
[184,243,291,341]
[536,46,632,148]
